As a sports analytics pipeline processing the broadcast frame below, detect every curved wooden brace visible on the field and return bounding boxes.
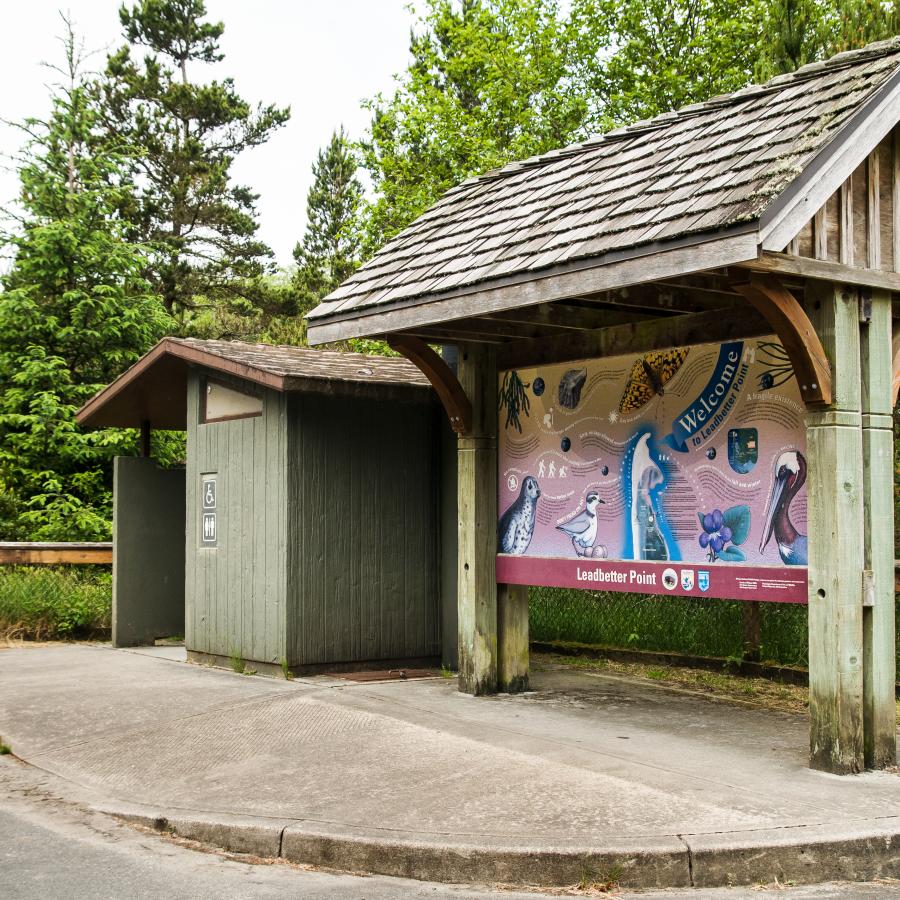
[731,273,832,407]
[892,331,900,407]
[386,334,473,435]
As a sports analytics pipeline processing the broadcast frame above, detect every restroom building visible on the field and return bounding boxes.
[77,337,457,673]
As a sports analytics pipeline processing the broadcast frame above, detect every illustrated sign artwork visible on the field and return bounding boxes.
[496,338,808,603]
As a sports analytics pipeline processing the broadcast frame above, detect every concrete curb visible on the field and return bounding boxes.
[97,801,900,890]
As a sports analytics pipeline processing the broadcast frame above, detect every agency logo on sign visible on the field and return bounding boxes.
[662,567,678,590]
[681,569,694,591]
[698,570,710,592]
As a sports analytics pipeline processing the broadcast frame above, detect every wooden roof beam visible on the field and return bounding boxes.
[740,251,900,294]
[585,282,742,315]
[387,334,473,434]
[307,231,759,344]
[486,302,666,331]
[497,304,771,371]
[408,329,507,345]
[730,272,832,406]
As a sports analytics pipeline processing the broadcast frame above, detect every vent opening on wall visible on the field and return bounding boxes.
[202,379,263,423]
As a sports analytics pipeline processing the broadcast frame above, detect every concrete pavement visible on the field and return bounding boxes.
[4,755,898,900]
[0,643,898,890]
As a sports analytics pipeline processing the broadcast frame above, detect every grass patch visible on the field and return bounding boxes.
[537,651,813,715]
[577,862,622,893]
[541,650,900,724]
[229,650,245,674]
[0,567,111,641]
[0,737,11,755]
[280,658,294,681]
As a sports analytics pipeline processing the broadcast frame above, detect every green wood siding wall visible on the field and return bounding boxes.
[185,369,288,664]
[286,392,441,666]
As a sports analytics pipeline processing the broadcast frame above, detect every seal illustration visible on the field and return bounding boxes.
[498,476,541,555]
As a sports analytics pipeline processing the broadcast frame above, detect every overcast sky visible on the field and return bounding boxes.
[0,0,415,267]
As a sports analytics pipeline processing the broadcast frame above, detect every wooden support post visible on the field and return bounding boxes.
[860,289,897,768]
[456,343,498,695]
[741,602,762,662]
[498,583,529,692]
[140,420,152,458]
[804,282,865,774]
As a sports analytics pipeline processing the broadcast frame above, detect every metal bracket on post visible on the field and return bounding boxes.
[862,570,875,608]
[859,290,873,325]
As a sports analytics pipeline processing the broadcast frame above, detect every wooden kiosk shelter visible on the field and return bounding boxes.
[307,40,900,774]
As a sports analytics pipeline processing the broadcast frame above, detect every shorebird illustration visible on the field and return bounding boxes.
[498,476,541,555]
[557,491,604,557]
[760,450,807,566]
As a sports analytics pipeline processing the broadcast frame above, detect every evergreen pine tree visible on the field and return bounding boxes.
[0,22,172,539]
[293,128,363,314]
[99,0,290,324]
[756,0,899,78]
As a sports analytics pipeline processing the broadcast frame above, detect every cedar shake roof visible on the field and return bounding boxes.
[307,38,900,340]
[77,338,430,429]
[172,338,430,388]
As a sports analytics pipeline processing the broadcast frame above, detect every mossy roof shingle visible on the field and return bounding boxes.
[309,38,900,328]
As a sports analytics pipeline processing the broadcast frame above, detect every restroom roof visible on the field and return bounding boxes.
[76,337,432,429]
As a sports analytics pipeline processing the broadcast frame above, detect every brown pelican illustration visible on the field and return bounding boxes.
[760,451,807,566]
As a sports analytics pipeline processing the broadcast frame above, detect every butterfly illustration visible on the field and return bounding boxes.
[618,349,689,414]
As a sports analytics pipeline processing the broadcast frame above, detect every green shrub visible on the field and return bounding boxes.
[0,566,111,640]
[530,587,900,672]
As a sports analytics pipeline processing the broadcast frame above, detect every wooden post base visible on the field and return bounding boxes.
[498,583,529,693]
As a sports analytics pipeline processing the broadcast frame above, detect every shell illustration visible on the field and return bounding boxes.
[558,368,587,410]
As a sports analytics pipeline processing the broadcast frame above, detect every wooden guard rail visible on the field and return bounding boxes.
[0,542,112,564]
[0,544,895,585]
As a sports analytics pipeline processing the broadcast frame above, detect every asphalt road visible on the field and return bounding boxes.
[2,758,899,900]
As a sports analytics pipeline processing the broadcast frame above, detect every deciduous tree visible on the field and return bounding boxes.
[570,0,763,127]
[361,0,586,250]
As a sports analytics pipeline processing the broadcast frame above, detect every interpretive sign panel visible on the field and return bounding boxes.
[496,337,808,603]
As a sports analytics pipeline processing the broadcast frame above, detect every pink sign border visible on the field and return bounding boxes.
[496,555,808,604]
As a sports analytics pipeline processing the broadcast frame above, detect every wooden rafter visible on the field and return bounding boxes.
[497,305,771,371]
[596,281,742,314]
[386,334,473,435]
[731,272,832,406]
[487,302,669,331]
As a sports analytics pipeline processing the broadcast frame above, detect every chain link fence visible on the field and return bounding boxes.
[530,587,900,672]
[0,566,111,640]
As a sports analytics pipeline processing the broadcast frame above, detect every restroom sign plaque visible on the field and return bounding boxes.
[201,475,217,546]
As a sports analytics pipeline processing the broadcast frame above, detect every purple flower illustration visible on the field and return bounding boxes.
[697,506,749,563]
[699,509,731,555]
